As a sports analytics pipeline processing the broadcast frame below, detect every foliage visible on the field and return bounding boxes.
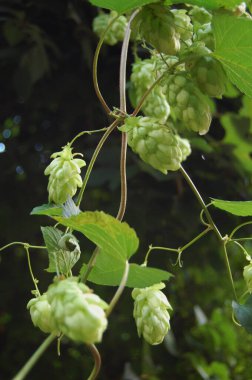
[1,1,252,380]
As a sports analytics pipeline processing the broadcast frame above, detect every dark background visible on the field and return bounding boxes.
[1,1,252,379]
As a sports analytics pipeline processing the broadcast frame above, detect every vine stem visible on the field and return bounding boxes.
[69,127,108,147]
[87,344,101,380]
[0,242,46,252]
[179,165,239,300]
[12,334,56,380]
[117,9,139,221]
[179,165,223,241]
[229,221,252,239]
[92,15,120,113]
[25,246,41,296]
[76,119,120,207]
[106,261,130,317]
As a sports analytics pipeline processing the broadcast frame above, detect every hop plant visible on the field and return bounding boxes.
[243,262,252,293]
[165,73,212,135]
[121,116,183,174]
[44,144,86,205]
[132,283,172,345]
[47,277,108,344]
[27,293,57,334]
[130,59,170,123]
[92,11,127,46]
[133,4,180,55]
[190,56,227,98]
[171,9,193,43]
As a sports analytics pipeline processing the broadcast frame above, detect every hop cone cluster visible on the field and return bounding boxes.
[175,135,191,161]
[92,11,127,46]
[243,263,252,293]
[190,56,227,98]
[27,294,57,334]
[130,59,170,123]
[132,283,172,345]
[166,73,212,135]
[122,116,183,174]
[194,22,214,50]
[47,277,108,344]
[133,4,180,55]
[44,144,86,205]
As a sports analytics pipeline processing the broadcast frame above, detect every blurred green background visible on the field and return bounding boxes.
[1,1,252,379]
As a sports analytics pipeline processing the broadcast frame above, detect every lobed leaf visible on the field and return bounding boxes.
[31,203,62,216]
[232,296,252,334]
[212,14,252,98]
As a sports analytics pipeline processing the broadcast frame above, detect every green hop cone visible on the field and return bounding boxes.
[133,4,180,55]
[190,56,227,98]
[132,283,172,345]
[243,262,252,293]
[194,22,214,51]
[27,293,57,334]
[130,59,170,123]
[175,135,191,161]
[47,277,108,344]
[189,6,212,25]
[44,144,86,205]
[166,73,212,135]
[171,9,193,43]
[121,116,183,174]
[92,11,127,46]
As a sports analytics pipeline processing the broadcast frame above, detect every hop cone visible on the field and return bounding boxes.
[92,11,127,46]
[194,22,214,51]
[243,263,252,293]
[133,4,180,55]
[189,6,212,25]
[171,9,193,43]
[175,135,191,161]
[122,116,183,174]
[47,277,108,344]
[166,73,212,135]
[132,283,172,345]
[44,144,86,205]
[190,56,227,98]
[130,59,170,123]
[27,293,57,334]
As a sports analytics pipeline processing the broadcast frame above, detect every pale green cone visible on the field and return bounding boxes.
[133,4,180,55]
[132,283,172,345]
[44,144,86,204]
[171,9,193,43]
[243,263,252,293]
[122,116,183,174]
[92,11,127,46]
[130,59,170,123]
[194,22,214,51]
[175,135,191,161]
[189,6,212,25]
[190,56,227,98]
[166,73,212,135]
[27,293,57,334]
[47,277,108,344]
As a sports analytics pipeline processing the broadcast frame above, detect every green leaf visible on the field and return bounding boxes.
[54,211,139,261]
[212,14,252,97]
[89,0,241,12]
[165,0,241,9]
[211,199,252,216]
[31,203,62,216]
[88,0,159,13]
[41,227,80,274]
[232,295,252,333]
[81,262,172,287]
[221,114,252,173]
